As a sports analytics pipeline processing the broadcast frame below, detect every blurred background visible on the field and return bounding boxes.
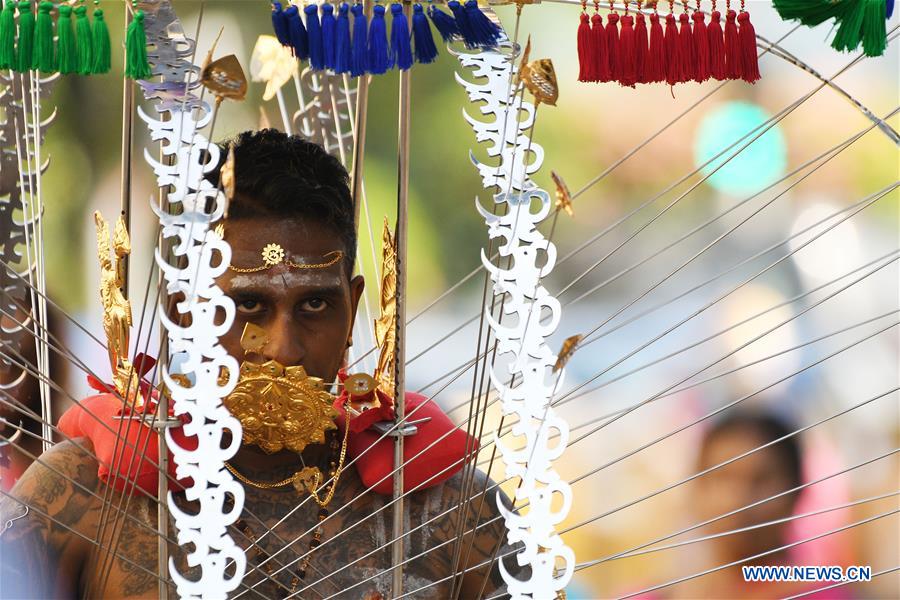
[2,0,898,597]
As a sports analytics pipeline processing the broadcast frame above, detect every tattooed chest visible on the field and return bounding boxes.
[87,488,451,599]
[229,491,451,599]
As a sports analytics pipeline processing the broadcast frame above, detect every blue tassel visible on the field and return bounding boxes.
[335,3,352,73]
[305,4,325,70]
[888,0,895,19]
[321,3,336,70]
[271,2,291,46]
[427,2,458,42]
[351,2,368,76]
[464,0,500,48]
[285,4,309,59]
[448,0,475,47]
[367,3,390,74]
[412,4,438,63]
[390,3,413,70]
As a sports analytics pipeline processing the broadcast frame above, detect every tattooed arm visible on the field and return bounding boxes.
[457,469,521,598]
[0,439,98,599]
[417,469,521,598]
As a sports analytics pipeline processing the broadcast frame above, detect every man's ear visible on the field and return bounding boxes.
[348,274,365,331]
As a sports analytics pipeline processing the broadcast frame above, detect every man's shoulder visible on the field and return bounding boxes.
[431,468,508,507]
[3,437,101,523]
[411,466,512,529]
[0,438,100,598]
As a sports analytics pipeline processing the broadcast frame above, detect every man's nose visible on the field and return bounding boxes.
[262,311,305,366]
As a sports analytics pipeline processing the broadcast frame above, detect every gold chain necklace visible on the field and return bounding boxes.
[224,418,350,508]
[224,462,296,489]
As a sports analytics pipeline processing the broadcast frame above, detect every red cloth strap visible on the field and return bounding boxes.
[60,382,476,497]
[58,393,195,496]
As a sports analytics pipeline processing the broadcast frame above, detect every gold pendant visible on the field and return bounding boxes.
[291,466,322,495]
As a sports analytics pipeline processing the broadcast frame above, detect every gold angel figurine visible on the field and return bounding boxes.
[95,211,134,396]
[374,217,397,396]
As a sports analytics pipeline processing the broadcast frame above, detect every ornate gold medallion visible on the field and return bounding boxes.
[344,372,377,397]
[222,360,338,454]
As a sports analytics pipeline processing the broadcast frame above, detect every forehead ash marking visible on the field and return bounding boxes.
[227,270,344,289]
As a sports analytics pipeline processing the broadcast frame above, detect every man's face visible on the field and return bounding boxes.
[217,216,364,385]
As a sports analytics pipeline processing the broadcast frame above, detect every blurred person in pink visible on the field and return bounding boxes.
[669,411,855,599]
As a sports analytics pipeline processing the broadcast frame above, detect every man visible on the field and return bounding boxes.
[0,130,513,598]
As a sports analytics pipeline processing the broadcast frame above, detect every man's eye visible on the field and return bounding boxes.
[300,298,328,313]
[236,299,264,314]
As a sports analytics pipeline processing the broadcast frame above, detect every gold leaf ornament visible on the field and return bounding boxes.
[553,334,583,373]
[201,54,248,102]
[516,37,559,107]
[522,58,559,106]
[551,171,574,217]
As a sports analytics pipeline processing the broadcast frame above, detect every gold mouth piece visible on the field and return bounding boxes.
[221,360,338,454]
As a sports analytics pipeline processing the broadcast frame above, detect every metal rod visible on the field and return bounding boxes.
[350,1,373,230]
[156,141,171,600]
[392,3,413,593]
[120,65,133,300]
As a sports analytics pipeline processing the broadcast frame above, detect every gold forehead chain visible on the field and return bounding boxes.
[228,244,344,274]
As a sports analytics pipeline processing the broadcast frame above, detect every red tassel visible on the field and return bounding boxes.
[678,12,695,83]
[578,12,594,82]
[708,9,726,80]
[724,8,742,80]
[664,13,681,86]
[606,12,621,83]
[592,12,612,82]
[692,10,710,82]
[738,9,760,83]
[647,12,666,83]
[635,13,649,83]
[619,14,637,87]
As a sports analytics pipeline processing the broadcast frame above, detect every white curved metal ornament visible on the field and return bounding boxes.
[456,32,574,599]
[140,2,245,597]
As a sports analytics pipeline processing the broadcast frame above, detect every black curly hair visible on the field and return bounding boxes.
[212,129,356,275]
[702,411,803,491]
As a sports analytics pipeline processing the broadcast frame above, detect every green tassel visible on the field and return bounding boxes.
[74,5,92,75]
[14,1,34,73]
[832,0,867,51]
[90,7,109,74]
[772,0,850,26]
[861,0,887,56]
[57,4,76,74]
[32,1,54,73]
[0,0,15,69]
[124,9,151,79]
